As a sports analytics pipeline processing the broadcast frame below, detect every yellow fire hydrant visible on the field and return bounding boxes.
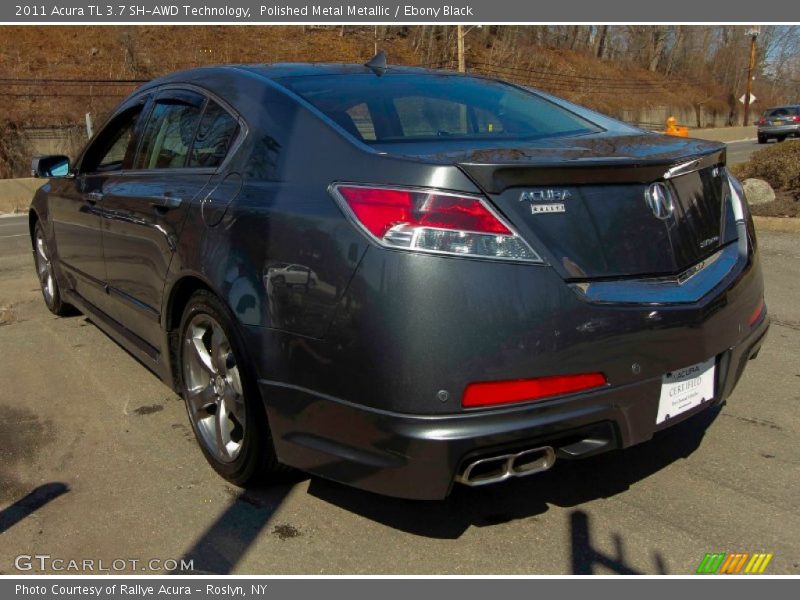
[664,116,689,137]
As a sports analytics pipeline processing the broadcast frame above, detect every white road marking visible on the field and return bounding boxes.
[0,233,27,238]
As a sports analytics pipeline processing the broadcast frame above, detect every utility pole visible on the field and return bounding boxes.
[456,25,481,73]
[457,25,465,72]
[743,26,760,127]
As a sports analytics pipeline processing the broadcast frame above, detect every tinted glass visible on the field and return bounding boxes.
[189,100,239,167]
[135,100,202,169]
[83,106,141,172]
[767,107,798,117]
[280,73,601,142]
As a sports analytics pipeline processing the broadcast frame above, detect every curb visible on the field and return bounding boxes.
[753,216,800,234]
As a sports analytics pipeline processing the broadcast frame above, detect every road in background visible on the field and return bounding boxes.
[0,212,798,575]
[726,140,762,165]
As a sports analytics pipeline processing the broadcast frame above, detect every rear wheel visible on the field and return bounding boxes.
[757,134,767,144]
[777,136,787,143]
[33,222,72,316]
[178,289,286,485]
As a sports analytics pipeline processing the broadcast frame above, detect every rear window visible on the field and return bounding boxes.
[767,107,799,117]
[279,73,601,143]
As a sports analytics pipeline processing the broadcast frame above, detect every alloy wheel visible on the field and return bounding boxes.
[34,227,56,305]
[182,314,247,463]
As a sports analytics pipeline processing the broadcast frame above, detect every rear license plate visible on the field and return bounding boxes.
[656,358,716,424]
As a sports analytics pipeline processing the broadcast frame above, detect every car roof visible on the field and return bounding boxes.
[140,62,450,90]
[765,104,800,110]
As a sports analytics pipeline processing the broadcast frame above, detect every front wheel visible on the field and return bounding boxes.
[33,222,73,316]
[776,136,787,143]
[178,289,286,485]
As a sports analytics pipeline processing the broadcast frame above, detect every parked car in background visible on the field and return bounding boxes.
[29,58,768,499]
[757,104,800,143]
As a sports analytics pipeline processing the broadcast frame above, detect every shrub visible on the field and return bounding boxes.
[0,121,32,179]
[731,141,800,191]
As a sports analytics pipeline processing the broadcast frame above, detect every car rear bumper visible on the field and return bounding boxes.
[258,313,768,500]
[758,124,800,136]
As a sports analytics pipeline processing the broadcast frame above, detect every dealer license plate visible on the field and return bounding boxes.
[656,358,716,425]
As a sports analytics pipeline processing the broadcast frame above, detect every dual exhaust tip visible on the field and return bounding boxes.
[456,446,556,487]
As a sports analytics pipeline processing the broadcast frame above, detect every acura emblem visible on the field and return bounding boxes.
[645,182,674,220]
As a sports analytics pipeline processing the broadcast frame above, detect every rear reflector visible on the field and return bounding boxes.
[463,373,607,408]
[749,299,766,327]
[332,184,541,262]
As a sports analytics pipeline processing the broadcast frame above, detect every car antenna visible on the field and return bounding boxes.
[365,50,387,76]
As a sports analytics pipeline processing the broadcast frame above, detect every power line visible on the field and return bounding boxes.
[0,78,144,85]
[0,92,126,98]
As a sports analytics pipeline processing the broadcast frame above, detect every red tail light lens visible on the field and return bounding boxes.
[792,116,800,123]
[332,184,541,262]
[749,299,766,327]
[463,373,607,408]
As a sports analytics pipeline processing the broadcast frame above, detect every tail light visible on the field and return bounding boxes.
[792,116,800,123]
[463,373,607,408]
[331,184,542,262]
[749,298,766,327]
[725,169,757,252]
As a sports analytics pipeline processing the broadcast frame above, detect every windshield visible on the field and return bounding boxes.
[279,72,603,143]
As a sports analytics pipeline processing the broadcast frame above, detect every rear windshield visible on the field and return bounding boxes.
[766,106,799,117]
[279,73,602,143]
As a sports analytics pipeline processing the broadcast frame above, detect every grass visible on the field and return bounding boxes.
[0,178,41,214]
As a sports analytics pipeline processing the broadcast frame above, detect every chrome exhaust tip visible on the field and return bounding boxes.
[456,446,556,487]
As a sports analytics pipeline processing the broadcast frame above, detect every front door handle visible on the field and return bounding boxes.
[153,195,183,210]
[86,191,104,204]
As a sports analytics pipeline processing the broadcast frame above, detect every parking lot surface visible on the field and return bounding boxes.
[1,214,798,575]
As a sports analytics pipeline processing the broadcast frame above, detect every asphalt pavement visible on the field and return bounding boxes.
[0,211,798,575]
[726,139,762,165]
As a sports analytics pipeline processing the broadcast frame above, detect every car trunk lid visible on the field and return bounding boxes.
[377,133,732,280]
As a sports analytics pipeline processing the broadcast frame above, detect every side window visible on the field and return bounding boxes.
[188,100,239,168]
[134,98,203,170]
[345,103,376,141]
[81,106,142,173]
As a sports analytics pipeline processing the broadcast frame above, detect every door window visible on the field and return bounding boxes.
[134,96,203,170]
[81,106,142,173]
[188,100,239,168]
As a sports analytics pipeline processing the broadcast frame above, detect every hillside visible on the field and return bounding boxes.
[1,25,797,176]
[4,25,797,125]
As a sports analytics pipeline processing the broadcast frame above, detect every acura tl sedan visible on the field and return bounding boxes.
[29,60,768,499]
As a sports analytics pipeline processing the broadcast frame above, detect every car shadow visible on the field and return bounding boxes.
[305,404,722,540]
[175,405,719,574]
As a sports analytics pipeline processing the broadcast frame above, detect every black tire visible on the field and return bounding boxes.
[32,221,74,316]
[776,136,786,143]
[757,134,767,144]
[177,289,287,485]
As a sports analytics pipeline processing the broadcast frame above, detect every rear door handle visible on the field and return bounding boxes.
[153,195,183,210]
[86,191,104,204]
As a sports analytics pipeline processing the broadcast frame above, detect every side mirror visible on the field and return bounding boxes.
[31,155,71,178]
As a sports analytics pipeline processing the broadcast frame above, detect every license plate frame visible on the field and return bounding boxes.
[656,357,716,425]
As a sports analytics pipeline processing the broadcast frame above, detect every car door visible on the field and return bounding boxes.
[48,99,146,313]
[98,88,239,349]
